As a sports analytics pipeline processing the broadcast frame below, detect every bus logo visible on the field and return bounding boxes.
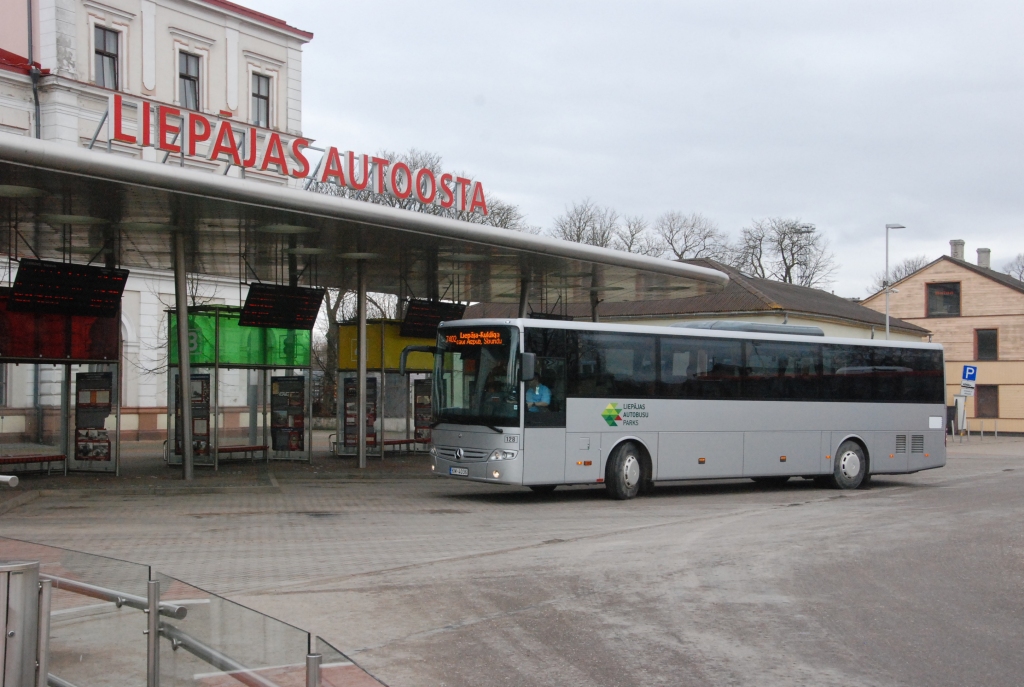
[602,403,622,427]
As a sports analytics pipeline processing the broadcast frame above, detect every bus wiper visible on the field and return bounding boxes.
[483,425,504,434]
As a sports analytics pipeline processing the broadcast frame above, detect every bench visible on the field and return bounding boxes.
[0,455,66,474]
[216,445,268,461]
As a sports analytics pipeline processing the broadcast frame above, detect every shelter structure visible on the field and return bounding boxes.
[0,135,728,477]
[166,305,313,467]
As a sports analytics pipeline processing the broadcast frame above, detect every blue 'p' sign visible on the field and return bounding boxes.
[962,366,978,382]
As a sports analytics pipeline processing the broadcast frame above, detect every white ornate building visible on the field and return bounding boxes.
[0,0,311,440]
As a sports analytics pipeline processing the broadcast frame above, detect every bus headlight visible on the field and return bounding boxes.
[488,449,517,461]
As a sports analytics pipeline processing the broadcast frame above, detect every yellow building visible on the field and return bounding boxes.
[862,241,1024,433]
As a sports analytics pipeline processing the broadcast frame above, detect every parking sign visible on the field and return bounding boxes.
[960,365,977,397]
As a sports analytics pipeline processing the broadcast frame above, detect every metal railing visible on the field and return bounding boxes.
[40,574,323,687]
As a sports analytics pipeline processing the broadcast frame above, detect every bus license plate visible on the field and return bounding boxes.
[449,467,469,476]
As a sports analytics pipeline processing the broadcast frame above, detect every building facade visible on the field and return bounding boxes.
[0,0,311,442]
[862,240,1024,433]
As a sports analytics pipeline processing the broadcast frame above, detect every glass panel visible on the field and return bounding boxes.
[106,28,118,54]
[0,537,150,687]
[156,572,310,687]
[315,635,364,687]
[927,282,960,317]
[170,309,311,367]
[524,327,566,427]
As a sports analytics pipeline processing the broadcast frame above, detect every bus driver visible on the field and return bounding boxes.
[525,375,551,412]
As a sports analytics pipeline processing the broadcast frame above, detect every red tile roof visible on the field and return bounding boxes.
[0,49,49,76]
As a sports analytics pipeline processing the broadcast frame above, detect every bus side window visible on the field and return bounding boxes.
[660,336,742,399]
[525,327,567,427]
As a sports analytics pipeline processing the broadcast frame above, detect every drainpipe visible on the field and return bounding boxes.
[27,0,41,138]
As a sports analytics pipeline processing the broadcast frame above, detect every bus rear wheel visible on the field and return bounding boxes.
[831,440,868,489]
[607,441,643,500]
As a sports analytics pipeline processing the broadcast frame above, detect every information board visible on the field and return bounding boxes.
[344,376,378,448]
[414,378,432,443]
[400,300,466,338]
[175,373,210,455]
[75,372,113,461]
[270,375,305,451]
[10,259,128,317]
[239,283,324,330]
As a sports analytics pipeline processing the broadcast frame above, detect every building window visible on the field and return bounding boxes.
[926,282,960,317]
[976,385,998,419]
[976,329,998,361]
[94,26,119,90]
[252,74,270,128]
[179,52,200,110]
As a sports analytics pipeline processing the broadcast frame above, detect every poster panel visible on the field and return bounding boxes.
[75,372,113,462]
[270,375,305,451]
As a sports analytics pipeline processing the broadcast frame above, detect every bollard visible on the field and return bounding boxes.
[37,579,52,687]
[305,653,322,687]
[147,580,160,687]
[1,474,18,487]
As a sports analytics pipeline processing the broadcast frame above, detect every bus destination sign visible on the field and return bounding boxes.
[445,330,504,346]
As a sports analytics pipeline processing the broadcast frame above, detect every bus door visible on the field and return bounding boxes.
[522,333,569,485]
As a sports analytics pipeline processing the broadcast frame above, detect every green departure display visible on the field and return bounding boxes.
[169,307,311,367]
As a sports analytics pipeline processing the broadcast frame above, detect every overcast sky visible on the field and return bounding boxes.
[247,0,1024,296]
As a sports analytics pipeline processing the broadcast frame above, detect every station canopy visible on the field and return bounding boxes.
[0,137,728,304]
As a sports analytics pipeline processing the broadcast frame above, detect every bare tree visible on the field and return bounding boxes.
[614,215,666,257]
[732,218,837,288]
[655,212,730,261]
[869,255,930,294]
[486,199,540,234]
[551,199,619,248]
[1004,253,1024,281]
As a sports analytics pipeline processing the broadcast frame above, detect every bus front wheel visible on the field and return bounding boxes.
[607,441,643,500]
[831,440,868,489]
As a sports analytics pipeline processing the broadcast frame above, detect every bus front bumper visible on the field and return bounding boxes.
[432,455,523,485]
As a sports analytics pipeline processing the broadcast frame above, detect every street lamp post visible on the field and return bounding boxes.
[884,223,905,340]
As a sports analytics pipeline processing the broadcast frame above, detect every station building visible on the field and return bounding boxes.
[467,258,929,342]
[861,240,1024,433]
[0,0,312,442]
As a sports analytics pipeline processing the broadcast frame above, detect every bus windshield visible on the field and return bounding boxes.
[433,326,520,427]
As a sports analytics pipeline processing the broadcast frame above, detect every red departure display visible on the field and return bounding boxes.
[0,288,119,362]
[239,283,324,330]
[9,259,128,317]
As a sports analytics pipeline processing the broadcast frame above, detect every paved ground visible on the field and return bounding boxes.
[1,437,1022,686]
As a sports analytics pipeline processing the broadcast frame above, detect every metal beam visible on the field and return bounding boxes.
[174,231,194,481]
[518,274,530,319]
[357,260,367,469]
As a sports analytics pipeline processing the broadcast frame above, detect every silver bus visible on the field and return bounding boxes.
[427,318,946,499]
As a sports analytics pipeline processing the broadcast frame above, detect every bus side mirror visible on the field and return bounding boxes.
[400,345,436,375]
[521,352,536,382]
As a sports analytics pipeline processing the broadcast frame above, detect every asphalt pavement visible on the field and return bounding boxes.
[1,437,1021,686]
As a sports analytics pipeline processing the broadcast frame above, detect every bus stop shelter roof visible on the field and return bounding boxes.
[0,137,728,303]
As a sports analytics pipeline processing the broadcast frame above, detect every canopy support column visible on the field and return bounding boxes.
[174,230,194,481]
[518,275,530,319]
[357,259,367,469]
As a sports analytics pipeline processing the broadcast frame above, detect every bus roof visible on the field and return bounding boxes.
[444,317,944,350]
